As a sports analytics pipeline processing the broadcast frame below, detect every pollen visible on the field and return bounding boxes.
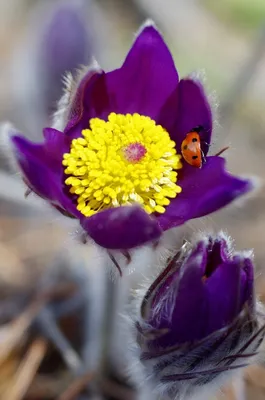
[62,113,182,217]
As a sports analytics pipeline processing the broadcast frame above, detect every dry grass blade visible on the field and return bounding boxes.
[0,300,44,367]
[57,371,95,400]
[26,372,72,399]
[216,374,246,400]
[36,307,83,374]
[245,364,265,389]
[3,338,47,400]
[0,350,20,395]
[101,378,136,400]
[0,282,72,368]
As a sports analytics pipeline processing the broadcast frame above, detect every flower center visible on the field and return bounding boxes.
[62,113,182,217]
[123,142,147,163]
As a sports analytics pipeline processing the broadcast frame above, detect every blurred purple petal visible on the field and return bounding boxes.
[11,1,93,139]
[40,1,92,116]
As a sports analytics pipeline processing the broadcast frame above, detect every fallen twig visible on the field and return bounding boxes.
[57,371,95,400]
[4,338,47,400]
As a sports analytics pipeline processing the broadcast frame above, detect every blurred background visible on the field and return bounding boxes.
[0,0,265,399]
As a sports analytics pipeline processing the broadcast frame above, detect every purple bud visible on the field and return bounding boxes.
[135,233,264,399]
[39,0,92,116]
[11,1,93,139]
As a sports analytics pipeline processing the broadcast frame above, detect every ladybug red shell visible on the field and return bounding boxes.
[181,131,203,168]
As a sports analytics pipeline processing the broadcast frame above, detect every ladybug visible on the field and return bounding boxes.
[181,130,204,168]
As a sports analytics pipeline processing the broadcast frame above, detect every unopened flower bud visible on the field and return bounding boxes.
[135,233,264,399]
[39,0,92,116]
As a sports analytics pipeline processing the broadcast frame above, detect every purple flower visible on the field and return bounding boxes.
[136,233,264,399]
[39,0,92,117]
[11,23,252,250]
[11,0,92,139]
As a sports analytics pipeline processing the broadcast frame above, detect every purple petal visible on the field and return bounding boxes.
[204,237,230,277]
[81,206,162,249]
[12,135,62,199]
[205,261,243,332]
[242,258,254,307]
[151,255,208,346]
[157,157,252,231]
[156,86,179,136]
[183,240,208,276]
[165,79,212,155]
[11,135,79,217]
[43,127,70,168]
[64,70,105,137]
[65,25,179,138]
[149,241,207,323]
[105,25,178,118]
[233,256,254,310]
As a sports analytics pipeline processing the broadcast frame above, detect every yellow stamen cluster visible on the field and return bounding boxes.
[62,113,182,217]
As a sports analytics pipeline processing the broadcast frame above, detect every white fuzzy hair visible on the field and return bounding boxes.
[52,58,102,131]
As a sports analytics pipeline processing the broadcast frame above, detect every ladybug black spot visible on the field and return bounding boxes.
[192,137,197,143]
[192,125,203,133]
[183,145,188,150]
[192,155,198,160]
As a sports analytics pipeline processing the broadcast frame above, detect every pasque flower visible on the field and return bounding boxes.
[11,22,253,250]
[39,0,92,117]
[12,0,92,139]
[135,233,264,399]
